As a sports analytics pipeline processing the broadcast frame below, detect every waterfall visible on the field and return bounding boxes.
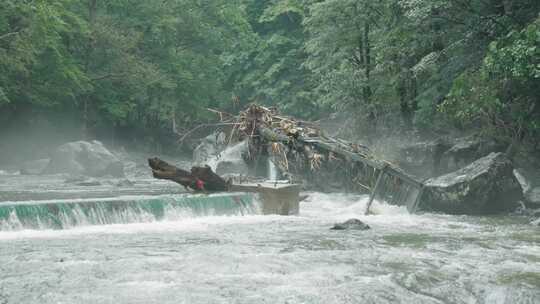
[0,193,260,231]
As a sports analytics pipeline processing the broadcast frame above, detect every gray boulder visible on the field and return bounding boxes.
[397,139,451,179]
[419,152,523,214]
[20,159,50,175]
[44,140,124,177]
[331,219,370,230]
[439,136,504,173]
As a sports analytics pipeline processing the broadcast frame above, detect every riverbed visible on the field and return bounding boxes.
[0,191,538,304]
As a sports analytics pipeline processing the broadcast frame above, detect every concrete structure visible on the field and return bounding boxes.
[231,182,300,215]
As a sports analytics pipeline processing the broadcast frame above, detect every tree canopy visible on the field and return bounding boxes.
[1,0,538,151]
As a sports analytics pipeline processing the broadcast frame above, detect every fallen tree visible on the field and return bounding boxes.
[148,157,230,192]
[217,104,422,214]
[154,104,423,213]
[150,104,526,215]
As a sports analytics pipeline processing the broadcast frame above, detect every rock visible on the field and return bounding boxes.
[419,153,523,214]
[531,218,540,226]
[397,139,451,179]
[20,159,50,175]
[439,136,505,173]
[331,219,370,230]
[44,140,124,177]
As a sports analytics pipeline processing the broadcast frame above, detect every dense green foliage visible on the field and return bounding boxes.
[1,0,538,150]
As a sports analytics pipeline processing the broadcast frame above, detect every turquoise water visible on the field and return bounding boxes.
[0,193,257,230]
[0,192,538,303]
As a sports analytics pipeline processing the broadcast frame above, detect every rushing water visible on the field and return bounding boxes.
[0,192,538,304]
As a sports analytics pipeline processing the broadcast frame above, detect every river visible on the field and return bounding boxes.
[0,186,538,304]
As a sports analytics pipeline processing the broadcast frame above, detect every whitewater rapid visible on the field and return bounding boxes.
[0,193,538,304]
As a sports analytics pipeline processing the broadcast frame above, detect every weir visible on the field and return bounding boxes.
[0,193,258,231]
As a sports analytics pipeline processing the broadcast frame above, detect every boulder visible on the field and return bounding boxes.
[20,159,50,175]
[419,153,523,214]
[397,139,451,179]
[44,140,124,177]
[331,219,370,230]
[439,136,505,173]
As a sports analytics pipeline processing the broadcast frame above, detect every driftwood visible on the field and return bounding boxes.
[148,157,230,192]
[151,104,423,213]
[233,104,424,213]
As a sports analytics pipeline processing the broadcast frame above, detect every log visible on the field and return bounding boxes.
[148,157,230,192]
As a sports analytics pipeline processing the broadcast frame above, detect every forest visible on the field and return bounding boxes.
[0,0,539,159]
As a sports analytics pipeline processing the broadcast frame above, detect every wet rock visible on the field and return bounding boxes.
[331,219,370,230]
[419,153,523,214]
[44,140,124,177]
[439,136,505,173]
[20,159,50,175]
[397,139,451,179]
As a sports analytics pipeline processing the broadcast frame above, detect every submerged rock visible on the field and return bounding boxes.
[419,153,523,214]
[20,159,50,175]
[331,219,370,230]
[44,140,124,177]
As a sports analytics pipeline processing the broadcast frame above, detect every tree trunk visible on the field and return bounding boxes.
[148,157,230,192]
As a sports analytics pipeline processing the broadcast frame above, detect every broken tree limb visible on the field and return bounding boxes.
[148,157,230,192]
[233,104,424,212]
[148,157,195,190]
